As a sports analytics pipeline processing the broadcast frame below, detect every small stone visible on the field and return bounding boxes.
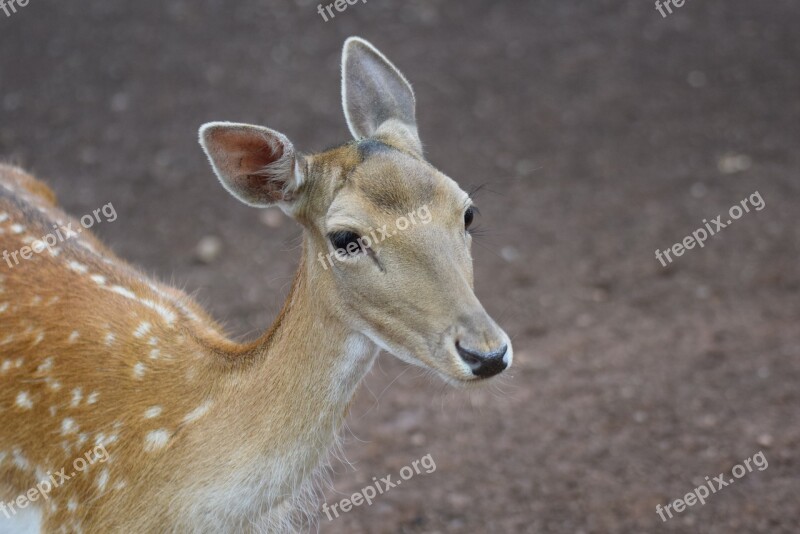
[195,236,222,264]
[717,153,752,174]
[3,93,22,111]
[756,433,773,448]
[79,147,98,165]
[687,71,707,88]
[576,314,593,328]
[690,182,707,198]
[500,246,520,262]
[698,414,717,428]
[110,92,130,113]
[260,208,284,228]
[204,64,225,85]
[515,159,538,176]
[591,288,608,302]
[447,493,471,509]
[695,285,710,299]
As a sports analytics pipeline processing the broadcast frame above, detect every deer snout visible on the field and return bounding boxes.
[450,312,512,379]
[456,341,509,378]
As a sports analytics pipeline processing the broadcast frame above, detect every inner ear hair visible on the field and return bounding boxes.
[199,121,303,208]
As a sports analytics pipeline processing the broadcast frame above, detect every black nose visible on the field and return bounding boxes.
[456,341,508,378]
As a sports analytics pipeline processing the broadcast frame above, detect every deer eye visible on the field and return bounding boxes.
[464,206,475,230]
[328,231,363,255]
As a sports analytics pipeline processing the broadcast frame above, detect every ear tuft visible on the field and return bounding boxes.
[198,122,304,208]
[341,37,421,154]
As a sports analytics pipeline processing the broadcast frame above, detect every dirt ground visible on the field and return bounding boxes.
[1,0,799,532]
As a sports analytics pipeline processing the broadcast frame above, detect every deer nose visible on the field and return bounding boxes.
[456,341,508,378]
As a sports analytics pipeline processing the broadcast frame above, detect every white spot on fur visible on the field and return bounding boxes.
[70,388,83,407]
[87,391,99,404]
[96,469,109,492]
[182,400,213,424]
[37,357,53,373]
[68,331,80,343]
[10,223,25,234]
[105,332,115,346]
[1,359,11,372]
[90,274,106,285]
[144,406,162,419]
[133,322,151,338]
[144,430,171,452]
[15,391,33,410]
[133,362,146,379]
[61,418,78,435]
[140,299,177,325]
[35,467,47,481]
[149,349,160,360]
[76,239,98,254]
[0,302,8,313]
[67,261,88,274]
[104,286,177,326]
[12,448,29,469]
[67,498,78,512]
[33,332,44,345]
[109,285,136,299]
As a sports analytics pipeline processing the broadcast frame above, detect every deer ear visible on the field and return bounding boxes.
[341,37,422,154]
[198,122,305,209]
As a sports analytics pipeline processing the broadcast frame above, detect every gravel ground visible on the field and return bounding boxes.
[1,1,799,532]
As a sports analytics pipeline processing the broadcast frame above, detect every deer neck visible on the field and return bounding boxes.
[216,241,378,467]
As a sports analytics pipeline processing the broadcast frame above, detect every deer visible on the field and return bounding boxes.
[0,37,513,533]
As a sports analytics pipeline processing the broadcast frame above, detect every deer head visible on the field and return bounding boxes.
[199,37,512,384]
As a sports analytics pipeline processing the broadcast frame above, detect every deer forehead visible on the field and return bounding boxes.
[316,143,465,226]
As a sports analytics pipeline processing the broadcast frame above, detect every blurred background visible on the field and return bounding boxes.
[1,0,798,532]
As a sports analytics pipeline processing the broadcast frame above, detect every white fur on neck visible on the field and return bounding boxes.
[174,334,378,533]
[0,505,42,534]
